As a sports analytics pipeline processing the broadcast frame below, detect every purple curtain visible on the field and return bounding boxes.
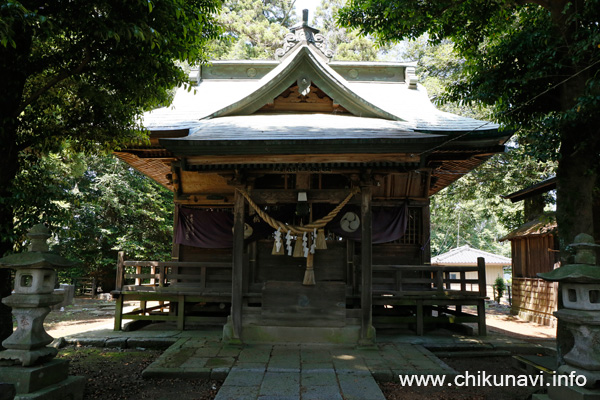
[326,204,408,244]
[175,207,234,248]
[175,204,408,248]
[175,206,274,248]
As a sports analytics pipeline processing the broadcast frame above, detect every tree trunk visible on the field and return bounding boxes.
[0,150,20,347]
[556,138,597,259]
[554,99,600,366]
[0,22,31,347]
[554,61,600,260]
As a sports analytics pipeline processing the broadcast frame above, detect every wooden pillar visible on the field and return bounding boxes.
[422,201,431,264]
[477,257,487,336]
[116,251,125,291]
[114,296,123,331]
[347,240,357,296]
[360,185,373,343]
[177,294,185,330]
[477,257,487,298]
[114,251,125,331]
[171,205,180,261]
[231,189,245,340]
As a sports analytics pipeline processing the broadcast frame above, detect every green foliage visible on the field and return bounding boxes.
[339,0,599,247]
[400,38,490,119]
[431,139,557,257]
[493,276,506,303]
[312,0,387,61]
[338,0,599,155]
[210,0,296,59]
[1,0,222,152]
[13,148,173,287]
[0,0,219,341]
[0,0,221,255]
[209,0,388,61]
[400,38,557,256]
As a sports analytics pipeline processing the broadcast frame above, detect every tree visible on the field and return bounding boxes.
[338,1,600,257]
[211,0,296,59]
[13,148,174,291]
[400,38,557,256]
[0,0,220,344]
[210,0,387,62]
[312,0,385,61]
[493,276,506,304]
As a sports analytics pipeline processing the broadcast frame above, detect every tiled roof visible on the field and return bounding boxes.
[431,245,511,266]
[142,43,500,136]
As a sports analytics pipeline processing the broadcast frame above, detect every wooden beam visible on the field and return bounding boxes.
[186,153,420,166]
[360,185,373,343]
[295,172,311,190]
[231,189,245,340]
[249,189,356,204]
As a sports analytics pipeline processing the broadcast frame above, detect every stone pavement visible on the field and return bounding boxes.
[58,326,555,400]
[142,338,455,400]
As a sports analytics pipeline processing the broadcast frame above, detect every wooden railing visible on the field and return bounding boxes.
[372,258,487,298]
[370,257,487,335]
[112,252,234,330]
[115,253,232,294]
[112,252,487,335]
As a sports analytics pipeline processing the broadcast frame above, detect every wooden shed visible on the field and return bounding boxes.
[501,177,559,326]
[111,16,511,343]
[501,215,559,326]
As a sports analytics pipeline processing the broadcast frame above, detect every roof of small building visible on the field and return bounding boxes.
[502,177,557,203]
[500,214,557,241]
[431,245,512,266]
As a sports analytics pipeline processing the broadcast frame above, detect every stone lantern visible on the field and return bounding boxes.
[0,224,84,399]
[538,233,600,394]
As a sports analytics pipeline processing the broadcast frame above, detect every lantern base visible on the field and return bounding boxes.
[0,347,58,368]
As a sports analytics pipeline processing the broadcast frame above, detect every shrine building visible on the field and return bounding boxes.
[112,14,511,344]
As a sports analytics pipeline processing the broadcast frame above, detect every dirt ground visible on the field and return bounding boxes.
[381,356,543,400]
[43,298,555,400]
[57,347,221,400]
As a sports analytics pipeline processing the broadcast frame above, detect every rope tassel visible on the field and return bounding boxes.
[315,228,327,250]
[303,253,315,286]
[293,235,304,258]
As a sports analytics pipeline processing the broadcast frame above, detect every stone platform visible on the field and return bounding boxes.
[143,338,455,400]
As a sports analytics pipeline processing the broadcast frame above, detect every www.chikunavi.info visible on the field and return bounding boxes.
[399,371,587,387]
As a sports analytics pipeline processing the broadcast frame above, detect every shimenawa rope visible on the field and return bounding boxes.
[236,187,360,234]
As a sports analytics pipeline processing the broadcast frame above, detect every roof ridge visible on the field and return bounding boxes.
[432,245,511,264]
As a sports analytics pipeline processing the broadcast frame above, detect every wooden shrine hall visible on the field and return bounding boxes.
[112,14,511,344]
